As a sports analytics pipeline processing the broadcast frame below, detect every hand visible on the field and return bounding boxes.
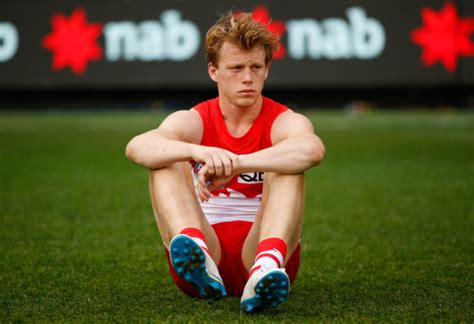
[191,145,239,177]
[196,164,236,202]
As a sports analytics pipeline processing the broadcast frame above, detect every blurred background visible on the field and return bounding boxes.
[1,0,473,110]
[1,1,473,321]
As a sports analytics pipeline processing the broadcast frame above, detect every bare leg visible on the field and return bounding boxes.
[149,162,221,264]
[241,172,305,271]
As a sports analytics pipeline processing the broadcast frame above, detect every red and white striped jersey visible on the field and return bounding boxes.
[191,96,289,224]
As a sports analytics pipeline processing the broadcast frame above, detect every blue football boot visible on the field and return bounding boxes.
[169,234,227,303]
[240,268,290,314]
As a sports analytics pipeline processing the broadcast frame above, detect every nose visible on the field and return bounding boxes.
[242,68,252,84]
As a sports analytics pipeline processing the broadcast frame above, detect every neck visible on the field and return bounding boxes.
[218,95,263,137]
[218,95,263,124]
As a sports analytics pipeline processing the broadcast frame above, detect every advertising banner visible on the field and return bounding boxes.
[0,0,473,89]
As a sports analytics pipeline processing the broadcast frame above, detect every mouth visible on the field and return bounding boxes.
[238,89,256,94]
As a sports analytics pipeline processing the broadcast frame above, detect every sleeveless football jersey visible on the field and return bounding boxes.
[192,96,289,224]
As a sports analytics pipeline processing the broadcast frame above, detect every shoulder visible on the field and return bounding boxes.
[162,109,202,124]
[270,110,315,144]
[193,97,219,114]
[157,109,203,144]
[262,96,289,114]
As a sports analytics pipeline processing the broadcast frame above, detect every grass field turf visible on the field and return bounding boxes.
[0,110,472,321]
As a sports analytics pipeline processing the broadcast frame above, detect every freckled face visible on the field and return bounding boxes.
[208,42,269,108]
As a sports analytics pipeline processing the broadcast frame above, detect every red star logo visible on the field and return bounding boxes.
[251,5,286,59]
[235,5,286,60]
[411,2,474,72]
[42,8,103,75]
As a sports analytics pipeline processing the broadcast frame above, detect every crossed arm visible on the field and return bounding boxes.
[125,108,325,201]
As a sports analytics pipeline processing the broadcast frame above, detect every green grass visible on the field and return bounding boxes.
[0,110,473,321]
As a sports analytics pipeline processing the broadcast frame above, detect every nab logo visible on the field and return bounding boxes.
[244,5,386,61]
[42,7,199,75]
[238,172,265,184]
[42,8,103,75]
[0,22,19,62]
[411,2,474,72]
[40,5,387,75]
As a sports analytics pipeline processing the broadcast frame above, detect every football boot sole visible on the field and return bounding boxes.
[240,270,289,314]
[170,235,227,303]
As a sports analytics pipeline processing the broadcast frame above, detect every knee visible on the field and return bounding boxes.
[150,161,184,175]
[149,162,195,193]
[263,172,304,187]
[149,162,190,181]
[261,172,305,208]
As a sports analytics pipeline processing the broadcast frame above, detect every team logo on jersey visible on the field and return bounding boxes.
[192,162,204,174]
[238,172,265,184]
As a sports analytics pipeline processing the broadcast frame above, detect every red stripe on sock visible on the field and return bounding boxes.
[249,265,262,278]
[256,237,287,261]
[256,252,282,268]
[180,227,207,242]
[179,227,209,254]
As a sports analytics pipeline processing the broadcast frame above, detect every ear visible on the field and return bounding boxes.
[208,63,218,82]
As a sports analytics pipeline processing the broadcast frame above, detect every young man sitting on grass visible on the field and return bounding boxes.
[126,12,325,313]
